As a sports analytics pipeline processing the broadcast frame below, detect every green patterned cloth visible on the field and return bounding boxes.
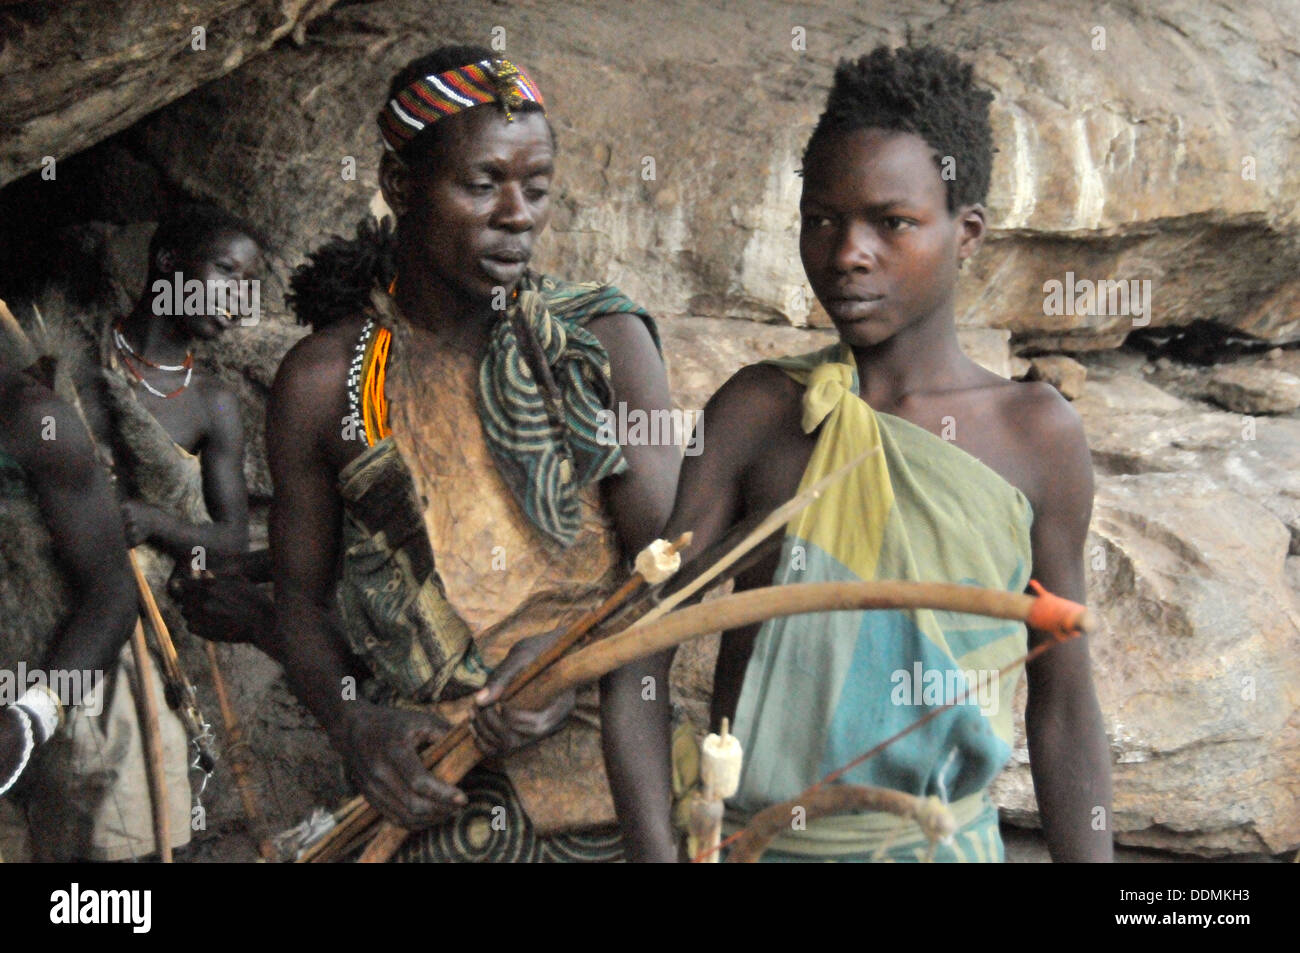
[335,272,659,703]
[337,438,489,704]
[393,768,625,864]
[477,271,658,546]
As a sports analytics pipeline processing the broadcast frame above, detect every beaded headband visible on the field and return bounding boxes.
[378,58,546,154]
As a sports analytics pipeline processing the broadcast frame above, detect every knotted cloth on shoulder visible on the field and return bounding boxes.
[722,342,1035,861]
[475,272,658,546]
[362,271,658,547]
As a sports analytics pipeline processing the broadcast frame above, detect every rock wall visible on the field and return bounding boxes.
[993,362,1300,854]
[1,0,1298,859]
[127,0,1300,350]
[0,0,341,188]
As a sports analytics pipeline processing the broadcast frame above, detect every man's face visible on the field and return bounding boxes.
[172,230,263,340]
[799,128,974,349]
[398,107,554,303]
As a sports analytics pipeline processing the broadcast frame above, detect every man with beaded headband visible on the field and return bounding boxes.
[264,45,678,861]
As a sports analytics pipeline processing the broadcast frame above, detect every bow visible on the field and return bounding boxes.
[294,445,1091,864]
[294,448,880,862]
[708,591,1088,863]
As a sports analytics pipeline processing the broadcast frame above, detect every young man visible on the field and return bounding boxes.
[266,46,677,860]
[605,46,1112,862]
[30,202,264,859]
[0,358,183,861]
[106,203,261,566]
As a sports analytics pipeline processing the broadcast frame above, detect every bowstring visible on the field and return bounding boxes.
[691,626,1084,863]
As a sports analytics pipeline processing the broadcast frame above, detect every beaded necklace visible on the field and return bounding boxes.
[113,322,195,399]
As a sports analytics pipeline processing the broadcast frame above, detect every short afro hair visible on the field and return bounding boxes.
[384,44,550,169]
[803,45,995,212]
[148,202,266,271]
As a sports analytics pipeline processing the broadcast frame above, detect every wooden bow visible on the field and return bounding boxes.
[296,444,1091,864]
[298,449,881,862]
[304,575,1088,862]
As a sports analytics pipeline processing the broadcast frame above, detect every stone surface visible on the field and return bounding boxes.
[1027,353,1087,399]
[659,317,837,414]
[0,0,342,189]
[1205,364,1300,415]
[957,328,1014,379]
[1075,363,1300,552]
[1000,826,1287,863]
[1072,366,1188,414]
[987,360,1300,855]
[991,472,1300,856]
[65,0,1298,349]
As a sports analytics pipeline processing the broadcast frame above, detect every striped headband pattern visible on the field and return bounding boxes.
[379,58,546,153]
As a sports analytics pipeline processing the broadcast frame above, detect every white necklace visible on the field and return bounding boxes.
[112,326,194,398]
[113,326,190,371]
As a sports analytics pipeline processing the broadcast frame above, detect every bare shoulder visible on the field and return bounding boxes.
[0,371,95,477]
[583,311,668,395]
[715,362,803,420]
[272,317,364,407]
[583,311,657,352]
[704,362,809,471]
[1002,379,1087,451]
[268,317,368,465]
[998,378,1092,517]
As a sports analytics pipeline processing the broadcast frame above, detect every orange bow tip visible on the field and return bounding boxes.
[1026,579,1092,638]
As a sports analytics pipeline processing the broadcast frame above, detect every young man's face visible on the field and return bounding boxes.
[799,128,979,349]
[168,230,263,340]
[393,107,554,303]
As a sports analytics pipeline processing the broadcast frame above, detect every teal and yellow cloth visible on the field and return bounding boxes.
[726,343,1034,862]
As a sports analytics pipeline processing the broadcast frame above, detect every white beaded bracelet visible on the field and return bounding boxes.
[15,684,63,745]
[0,706,35,798]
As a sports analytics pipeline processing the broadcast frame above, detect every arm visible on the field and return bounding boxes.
[1021,388,1113,862]
[124,381,250,560]
[1,385,137,788]
[266,339,463,829]
[22,391,138,677]
[600,365,768,862]
[585,312,680,556]
[263,344,351,732]
[169,548,274,647]
[235,547,272,583]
